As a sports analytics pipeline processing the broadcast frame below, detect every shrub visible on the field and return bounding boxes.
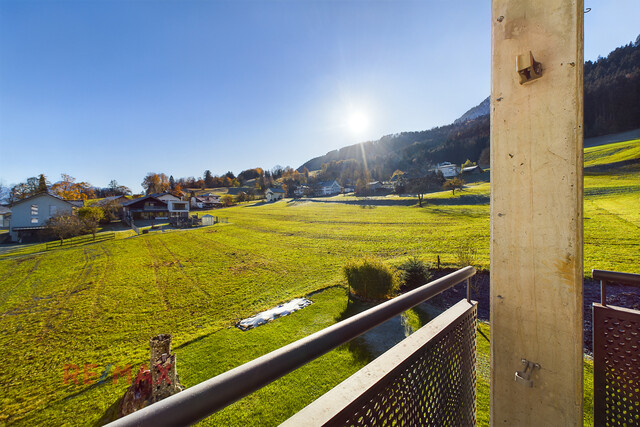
[456,239,478,267]
[343,257,398,300]
[398,257,432,289]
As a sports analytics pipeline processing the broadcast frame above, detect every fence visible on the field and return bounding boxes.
[131,223,141,235]
[592,269,640,427]
[108,266,476,426]
[46,232,115,250]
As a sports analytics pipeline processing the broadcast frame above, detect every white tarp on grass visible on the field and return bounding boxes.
[237,298,312,331]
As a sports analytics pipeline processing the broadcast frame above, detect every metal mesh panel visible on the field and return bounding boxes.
[593,304,640,427]
[328,303,477,426]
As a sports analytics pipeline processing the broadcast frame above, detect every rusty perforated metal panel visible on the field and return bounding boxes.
[593,303,640,426]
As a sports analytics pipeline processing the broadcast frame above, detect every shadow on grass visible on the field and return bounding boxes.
[305,198,417,207]
[94,397,121,426]
[424,194,490,206]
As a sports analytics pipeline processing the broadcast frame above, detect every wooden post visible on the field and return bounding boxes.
[490,1,583,425]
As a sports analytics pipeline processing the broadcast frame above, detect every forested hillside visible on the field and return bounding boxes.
[300,37,640,182]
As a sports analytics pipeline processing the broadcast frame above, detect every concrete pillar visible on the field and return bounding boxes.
[490,1,583,425]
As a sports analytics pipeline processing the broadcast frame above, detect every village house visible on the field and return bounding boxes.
[432,162,460,178]
[315,180,342,196]
[122,195,190,222]
[293,185,311,197]
[367,181,384,192]
[190,194,222,209]
[0,206,11,228]
[8,193,75,242]
[461,165,484,175]
[265,187,285,202]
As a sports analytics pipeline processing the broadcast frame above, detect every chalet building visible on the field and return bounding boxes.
[265,188,285,202]
[8,193,74,242]
[191,195,222,209]
[315,180,342,196]
[122,195,189,221]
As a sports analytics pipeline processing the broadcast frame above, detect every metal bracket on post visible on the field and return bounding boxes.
[515,359,540,387]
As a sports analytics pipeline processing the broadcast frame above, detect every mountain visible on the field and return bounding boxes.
[454,96,490,124]
[299,37,640,181]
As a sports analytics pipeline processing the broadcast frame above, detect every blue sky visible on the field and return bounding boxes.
[1,0,638,193]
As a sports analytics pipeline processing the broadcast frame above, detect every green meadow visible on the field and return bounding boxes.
[0,139,638,425]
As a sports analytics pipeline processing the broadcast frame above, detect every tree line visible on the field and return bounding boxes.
[5,174,131,203]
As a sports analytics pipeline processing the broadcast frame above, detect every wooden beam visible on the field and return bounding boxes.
[490,1,584,425]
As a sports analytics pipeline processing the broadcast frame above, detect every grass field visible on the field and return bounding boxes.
[0,138,638,425]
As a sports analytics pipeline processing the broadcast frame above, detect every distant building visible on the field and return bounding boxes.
[9,193,74,242]
[0,206,11,228]
[201,214,216,226]
[265,188,285,202]
[122,195,188,221]
[315,180,342,196]
[367,181,384,192]
[293,185,311,197]
[461,165,484,175]
[433,162,460,178]
[191,195,222,209]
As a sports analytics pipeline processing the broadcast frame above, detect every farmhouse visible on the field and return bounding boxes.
[265,187,285,202]
[0,206,11,228]
[122,195,190,221]
[8,193,74,242]
[432,162,460,178]
[191,195,222,209]
[315,180,341,196]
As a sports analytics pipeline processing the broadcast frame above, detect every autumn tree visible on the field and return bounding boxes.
[443,177,465,195]
[107,180,131,196]
[44,214,82,245]
[78,206,104,240]
[141,173,170,195]
[221,194,234,207]
[50,174,94,200]
[406,172,445,207]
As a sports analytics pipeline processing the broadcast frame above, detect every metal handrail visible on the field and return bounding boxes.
[592,269,640,306]
[108,266,476,427]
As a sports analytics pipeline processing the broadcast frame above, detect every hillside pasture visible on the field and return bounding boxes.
[0,138,638,425]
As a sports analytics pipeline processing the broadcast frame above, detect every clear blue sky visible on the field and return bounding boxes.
[1,0,638,193]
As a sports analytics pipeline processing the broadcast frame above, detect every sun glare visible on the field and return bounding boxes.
[348,112,369,134]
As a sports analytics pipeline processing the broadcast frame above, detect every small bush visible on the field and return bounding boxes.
[456,239,477,267]
[343,257,398,300]
[399,257,432,289]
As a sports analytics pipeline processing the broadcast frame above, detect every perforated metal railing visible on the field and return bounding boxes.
[592,269,640,427]
[282,300,476,426]
[108,267,477,427]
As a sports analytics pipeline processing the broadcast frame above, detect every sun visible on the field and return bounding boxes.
[347,111,369,134]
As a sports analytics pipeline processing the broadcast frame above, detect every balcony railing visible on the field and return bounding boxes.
[592,269,640,427]
[108,266,477,427]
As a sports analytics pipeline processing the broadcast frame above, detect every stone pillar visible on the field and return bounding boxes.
[490,1,584,425]
[149,334,180,402]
